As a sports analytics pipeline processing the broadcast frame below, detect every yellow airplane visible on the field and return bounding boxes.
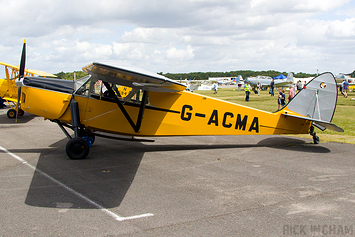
[13,41,343,159]
[0,59,56,118]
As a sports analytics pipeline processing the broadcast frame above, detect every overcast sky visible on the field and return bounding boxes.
[0,0,354,77]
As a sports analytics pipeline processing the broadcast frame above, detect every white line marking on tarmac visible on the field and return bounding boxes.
[0,145,154,222]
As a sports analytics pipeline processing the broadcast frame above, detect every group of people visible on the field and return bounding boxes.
[214,77,350,106]
[244,80,297,110]
[276,84,295,110]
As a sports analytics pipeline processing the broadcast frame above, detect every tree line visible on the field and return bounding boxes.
[54,71,88,80]
[158,70,316,80]
[55,69,355,81]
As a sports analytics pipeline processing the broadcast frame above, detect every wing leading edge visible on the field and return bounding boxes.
[0,62,57,78]
[82,62,186,92]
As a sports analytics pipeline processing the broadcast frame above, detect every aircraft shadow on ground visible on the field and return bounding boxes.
[22,136,330,209]
[0,109,37,124]
[142,136,331,154]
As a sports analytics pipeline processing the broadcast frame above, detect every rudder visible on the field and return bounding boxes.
[286,72,338,124]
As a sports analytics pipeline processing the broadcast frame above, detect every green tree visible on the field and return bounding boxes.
[54,71,88,80]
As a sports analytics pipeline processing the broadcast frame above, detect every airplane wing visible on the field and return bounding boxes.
[337,82,355,86]
[1,96,17,103]
[282,113,344,132]
[82,62,186,92]
[0,62,57,78]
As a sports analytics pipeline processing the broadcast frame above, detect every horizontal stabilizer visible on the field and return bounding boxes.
[282,113,344,132]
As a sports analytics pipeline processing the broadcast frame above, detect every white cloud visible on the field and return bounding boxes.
[167,45,195,60]
[0,0,354,76]
[326,18,355,38]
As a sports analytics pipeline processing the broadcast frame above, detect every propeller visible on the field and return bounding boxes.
[15,39,26,123]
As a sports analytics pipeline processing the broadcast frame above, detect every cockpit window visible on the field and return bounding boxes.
[74,76,150,105]
[74,75,91,95]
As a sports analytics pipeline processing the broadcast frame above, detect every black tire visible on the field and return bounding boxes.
[7,109,16,119]
[313,135,320,144]
[65,137,90,159]
[18,109,25,116]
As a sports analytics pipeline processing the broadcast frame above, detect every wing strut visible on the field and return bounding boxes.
[103,82,148,133]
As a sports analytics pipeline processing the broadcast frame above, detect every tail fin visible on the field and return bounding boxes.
[287,72,293,82]
[285,72,343,132]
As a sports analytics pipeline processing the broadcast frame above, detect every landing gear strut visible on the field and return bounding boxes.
[54,99,92,159]
[55,119,94,160]
[310,126,320,144]
[66,99,91,159]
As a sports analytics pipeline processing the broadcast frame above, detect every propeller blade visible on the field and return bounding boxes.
[16,40,26,123]
[19,39,26,78]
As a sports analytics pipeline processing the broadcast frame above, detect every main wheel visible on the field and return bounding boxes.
[65,137,90,159]
[7,109,16,119]
[18,109,25,116]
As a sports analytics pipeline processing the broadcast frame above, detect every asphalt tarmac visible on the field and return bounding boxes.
[1,108,354,236]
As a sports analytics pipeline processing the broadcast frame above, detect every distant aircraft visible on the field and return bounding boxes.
[231,75,243,85]
[335,74,355,87]
[245,73,293,89]
[0,61,57,119]
[184,80,212,91]
[209,75,243,86]
[9,41,344,159]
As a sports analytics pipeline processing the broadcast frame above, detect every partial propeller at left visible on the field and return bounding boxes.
[15,40,26,123]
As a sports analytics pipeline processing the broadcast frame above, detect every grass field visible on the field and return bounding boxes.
[195,86,355,144]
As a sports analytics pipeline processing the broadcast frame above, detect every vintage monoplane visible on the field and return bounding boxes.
[245,73,294,90]
[11,41,343,159]
[0,60,56,119]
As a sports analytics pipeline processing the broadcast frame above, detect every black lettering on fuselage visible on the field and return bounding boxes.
[181,105,259,133]
[248,117,259,133]
[222,112,234,128]
[208,110,218,126]
[181,105,193,121]
[235,114,248,130]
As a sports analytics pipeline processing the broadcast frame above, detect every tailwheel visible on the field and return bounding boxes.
[7,109,16,119]
[65,137,90,159]
[310,125,320,144]
[313,134,320,144]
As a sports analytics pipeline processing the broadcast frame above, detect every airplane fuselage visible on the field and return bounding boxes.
[20,84,311,137]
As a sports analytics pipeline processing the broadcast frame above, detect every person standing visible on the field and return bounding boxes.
[257,81,261,96]
[270,79,275,96]
[245,82,251,101]
[238,81,242,91]
[342,79,349,98]
[213,83,218,94]
[288,84,295,102]
[278,88,285,110]
[296,80,302,93]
